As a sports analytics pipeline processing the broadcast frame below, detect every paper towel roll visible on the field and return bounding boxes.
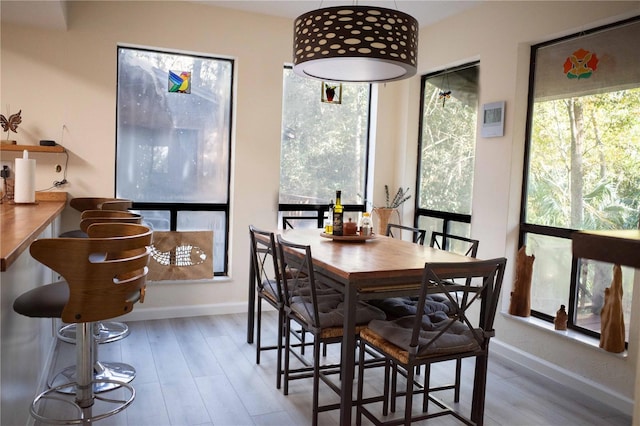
[14,150,36,203]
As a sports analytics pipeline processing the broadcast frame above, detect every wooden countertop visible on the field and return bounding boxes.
[1,195,66,271]
[572,229,640,269]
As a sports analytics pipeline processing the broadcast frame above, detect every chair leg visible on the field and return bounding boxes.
[391,362,398,412]
[454,359,462,402]
[312,337,321,426]
[423,364,430,412]
[256,299,262,364]
[283,318,291,396]
[276,310,283,390]
[405,363,415,426]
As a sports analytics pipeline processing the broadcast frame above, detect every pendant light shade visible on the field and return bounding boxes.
[293,6,419,83]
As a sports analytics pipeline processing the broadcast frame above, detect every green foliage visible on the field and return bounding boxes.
[280,70,370,204]
[527,89,640,230]
[418,68,478,215]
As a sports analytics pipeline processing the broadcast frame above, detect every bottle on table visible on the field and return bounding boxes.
[360,212,373,236]
[324,200,334,234]
[333,190,344,236]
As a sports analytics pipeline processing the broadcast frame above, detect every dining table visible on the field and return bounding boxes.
[247,227,486,425]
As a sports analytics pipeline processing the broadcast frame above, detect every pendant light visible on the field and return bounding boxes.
[293,5,419,83]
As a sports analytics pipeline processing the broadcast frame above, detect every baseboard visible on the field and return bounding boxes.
[116,302,252,322]
[491,339,633,416]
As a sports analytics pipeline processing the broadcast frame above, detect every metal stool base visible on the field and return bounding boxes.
[49,361,136,394]
[58,321,129,344]
[31,379,135,425]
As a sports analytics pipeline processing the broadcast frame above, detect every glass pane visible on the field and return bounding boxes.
[418,65,478,215]
[131,210,170,231]
[116,47,232,203]
[280,68,370,205]
[526,233,572,317]
[576,260,633,341]
[417,216,443,246]
[177,211,226,274]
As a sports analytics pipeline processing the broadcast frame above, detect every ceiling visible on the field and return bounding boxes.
[1,0,482,31]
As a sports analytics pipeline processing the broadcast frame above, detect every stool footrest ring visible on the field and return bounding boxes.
[31,379,135,425]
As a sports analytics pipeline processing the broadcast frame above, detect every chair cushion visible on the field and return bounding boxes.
[58,229,88,238]
[367,317,480,357]
[258,278,281,305]
[370,296,452,320]
[13,281,68,319]
[290,297,386,328]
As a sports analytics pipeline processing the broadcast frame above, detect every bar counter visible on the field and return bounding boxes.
[1,196,66,271]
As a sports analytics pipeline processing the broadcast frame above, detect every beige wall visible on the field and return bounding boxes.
[407,0,640,413]
[2,0,639,415]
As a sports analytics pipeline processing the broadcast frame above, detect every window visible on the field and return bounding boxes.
[116,46,233,275]
[521,18,640,339]
[279,67,372,227]
[415,63,479,242]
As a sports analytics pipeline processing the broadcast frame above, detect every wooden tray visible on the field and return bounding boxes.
[320,232,376,242]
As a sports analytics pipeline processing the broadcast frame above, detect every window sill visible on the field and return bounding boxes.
[500,311,627,358]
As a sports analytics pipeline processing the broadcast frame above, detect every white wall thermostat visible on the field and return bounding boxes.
[481,101,505,138]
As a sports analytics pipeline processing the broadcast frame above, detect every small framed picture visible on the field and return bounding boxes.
[321,82,342,104]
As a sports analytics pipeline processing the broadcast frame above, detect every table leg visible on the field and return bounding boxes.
[247,244,255,344]
[340,283,358,425]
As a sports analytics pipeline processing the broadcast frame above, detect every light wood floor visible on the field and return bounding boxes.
[35,311,631,426]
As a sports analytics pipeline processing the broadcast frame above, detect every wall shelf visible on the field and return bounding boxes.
[0,143,65,154]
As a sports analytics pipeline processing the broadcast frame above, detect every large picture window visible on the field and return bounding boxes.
[116,46,233,276]
[415,63,479,241]
[521,18,640,339]
[279,67,371,228]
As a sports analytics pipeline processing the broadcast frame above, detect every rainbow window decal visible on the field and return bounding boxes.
[168,70,191,93]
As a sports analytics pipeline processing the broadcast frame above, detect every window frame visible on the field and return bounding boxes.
[414,62,479,239]
[115,45,234,276]
[519,16,640,340]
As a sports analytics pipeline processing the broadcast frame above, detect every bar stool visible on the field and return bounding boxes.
[51,210,144,393]
[59,197,132,238]
[13,223,152,424]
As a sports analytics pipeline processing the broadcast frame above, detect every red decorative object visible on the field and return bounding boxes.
[563,48,599,79]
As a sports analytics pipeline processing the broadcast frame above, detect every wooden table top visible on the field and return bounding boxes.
[1,200,66,271]
[279,228,477,290]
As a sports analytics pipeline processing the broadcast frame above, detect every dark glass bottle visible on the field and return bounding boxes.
[333,190,344,236]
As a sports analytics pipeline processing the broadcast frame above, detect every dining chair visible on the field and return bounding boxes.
[356,258,507,426]
[429,231,479,258]
[248,225,286,389]
[276,234,387,426]
[386,223,426,245]
[427,231,480,402]
[13,223,152,424]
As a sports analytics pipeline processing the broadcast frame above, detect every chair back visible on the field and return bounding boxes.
[429,231,479,258]
[29,223,152,324]
[276,235,322,329]
[249,225,283,306]
[386,223,426,245]
[408,258,506,356]
[79,210,142,232]
[69,197,132,212]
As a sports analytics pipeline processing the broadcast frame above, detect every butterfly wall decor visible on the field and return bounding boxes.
[1,109,22,139]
